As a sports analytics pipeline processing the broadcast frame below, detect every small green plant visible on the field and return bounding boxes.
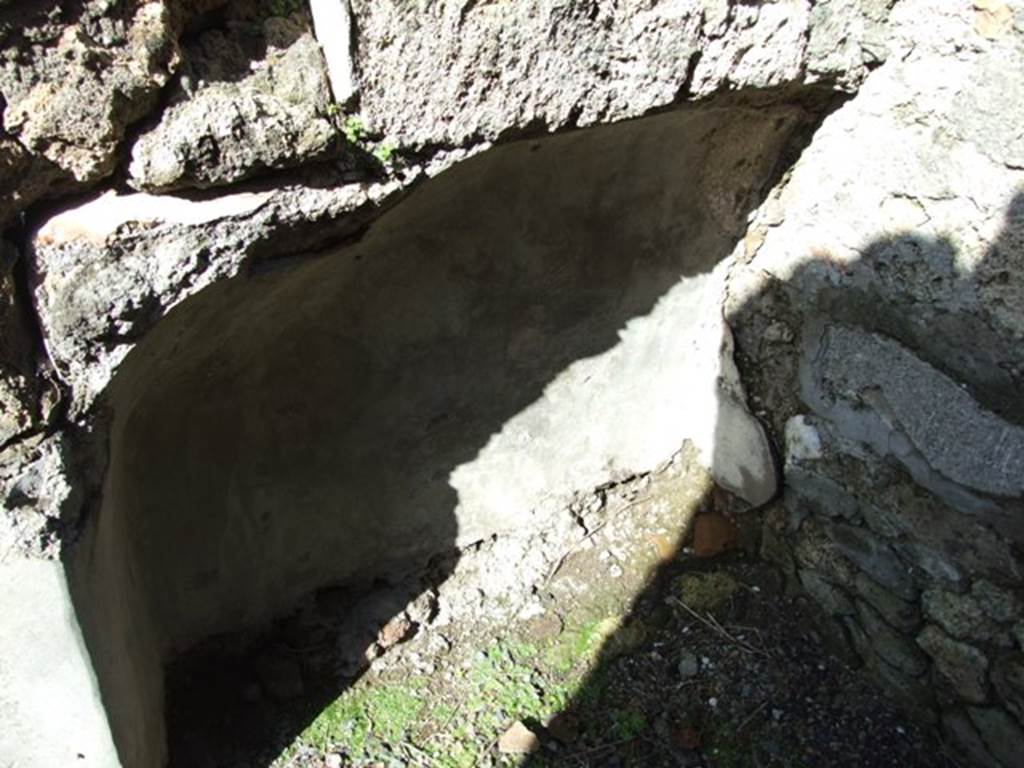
[372,141,396,165]
[338,115,398,166]
[342,116,367,145]
[325,102,342,118]
[544,618,606,673]
[612,708,648,741]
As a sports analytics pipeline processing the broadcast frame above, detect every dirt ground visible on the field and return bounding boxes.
[165,458,960,768]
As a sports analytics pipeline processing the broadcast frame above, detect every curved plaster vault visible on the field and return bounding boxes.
[65,101,802,766]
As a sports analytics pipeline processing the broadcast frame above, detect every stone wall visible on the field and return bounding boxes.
[726,3,1024,766]
[0,0,1021,766]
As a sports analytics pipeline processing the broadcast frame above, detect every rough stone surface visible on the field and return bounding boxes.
[760,506,796,576]
[968,706,1024,768]
[0,433,83,561]
[804,0,892,88]
[0,239,42,443]
[825,522,916,601]
[923,587,1015,648]
[799,568,855,617]
[785,464,861,522]
[128,5,340,192]
[971,580,1023,624]
[856,600,928,677]
[917,625,989,705]
[854,572,920,634]
[31,174,403,414]
[792,518,858,586]
[992,654,1024,725]
[0,0,179,224]
[727,3,1024,762]
[351,0,880,148]
[732,1,1024,418]
[802,323,1024,508]
[787,414,1023,590]
[942,710,999,768]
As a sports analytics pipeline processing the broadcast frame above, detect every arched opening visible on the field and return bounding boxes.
[65,95,825,767]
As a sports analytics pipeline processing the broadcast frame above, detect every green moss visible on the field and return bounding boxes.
[290,677,425,757]
[469,641,569,724]
[278,590,647,763]
[612,708,648,741]
[674,571,741,612]
[544,613,647,675]
[544,618,605,674]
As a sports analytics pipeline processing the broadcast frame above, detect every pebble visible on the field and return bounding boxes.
[677,651,699,678]
[498,721,540,754]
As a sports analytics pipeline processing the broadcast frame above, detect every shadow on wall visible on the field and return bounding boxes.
[64,96,831,768]
[519,191,1024,767]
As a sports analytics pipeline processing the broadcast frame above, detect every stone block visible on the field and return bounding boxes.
[800,323,1024,544]
[825,522,916,600]
[129,8,339,192]
[968,706,1024,768]
[793,518,859,585]
[0,0,178,222]
[992,653,1024,725]
[942,709,998,768]
[917,625,990,705]
[786,465,861,521]
[799,568,856,617]
[854,572,921,633]
[972,580,1022,624]
[761,514,797,576]
[856,600,928,677]
[923,587,1013,648]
